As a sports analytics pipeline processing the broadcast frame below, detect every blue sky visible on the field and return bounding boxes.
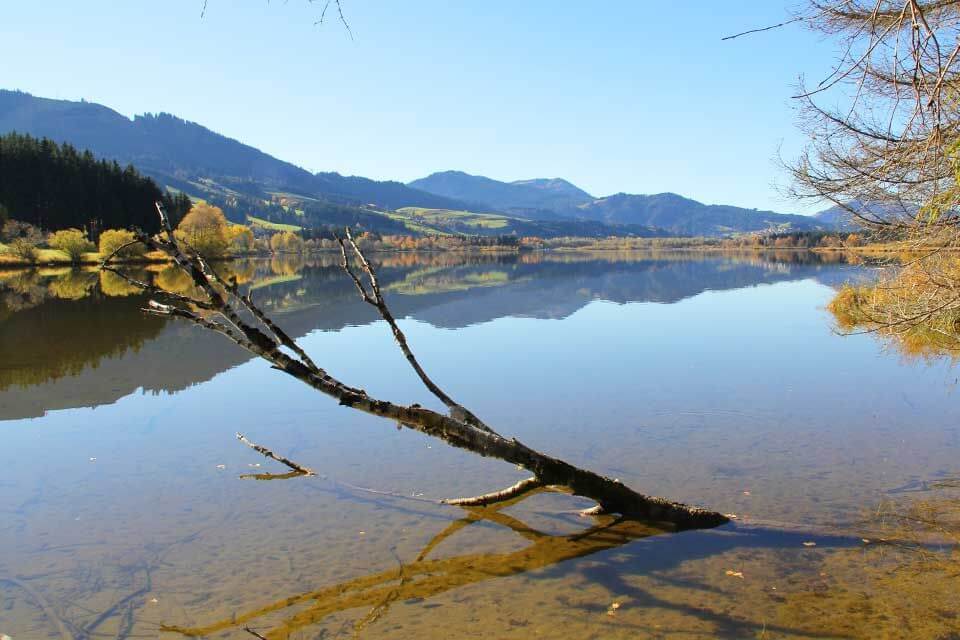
[0,1,838,213]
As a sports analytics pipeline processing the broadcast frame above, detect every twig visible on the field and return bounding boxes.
[236,433,315,476]
[243,627,268,640]
[722,15,807,40]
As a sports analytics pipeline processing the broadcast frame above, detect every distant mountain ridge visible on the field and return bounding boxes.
[813,200,918,231]
[572,192,826,236]
[0,89,471,212]
[409,170,594,214]
[1,89,840,237]
[410,170,830,236]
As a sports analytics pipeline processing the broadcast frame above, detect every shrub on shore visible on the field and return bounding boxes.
[270,230,305,253]
[48,228,94,263]
[99,229,147,261]
[1,220,43,263]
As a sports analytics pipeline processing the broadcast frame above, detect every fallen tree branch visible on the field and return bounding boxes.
[105,203,728,529]
[236,433,315,476]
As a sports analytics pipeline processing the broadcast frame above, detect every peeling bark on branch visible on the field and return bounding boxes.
[106,203,728,530]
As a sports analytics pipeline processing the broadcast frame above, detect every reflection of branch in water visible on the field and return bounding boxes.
[81,563,152,639]
[160,494,669,639]
[0,575,73,640]
[353,547,406,637]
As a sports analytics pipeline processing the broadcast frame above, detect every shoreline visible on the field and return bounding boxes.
[0,245,884,270]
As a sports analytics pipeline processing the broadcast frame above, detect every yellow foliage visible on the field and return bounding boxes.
[226,224,255,254]
[154,264,195,295]
[221,260,255,284]
[270,230,305,254]
[99,270,142,297]
[176,203,229,257]
[99,229,147,261]
[47,270,96,300]
[828,253,960,358]
[47,228,94,263]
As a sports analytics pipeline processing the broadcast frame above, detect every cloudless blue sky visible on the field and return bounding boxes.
[0,1,838,213]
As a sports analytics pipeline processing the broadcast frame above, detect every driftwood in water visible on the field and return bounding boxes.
[102,203,728,529]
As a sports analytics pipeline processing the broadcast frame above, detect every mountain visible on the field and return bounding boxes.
[1,90,833,238]
[411,170,832,236]
[573,192,827,236]
[813,200,918,231]
[814,204,859,231]
[409,170,594,214]
[0,90,470,212]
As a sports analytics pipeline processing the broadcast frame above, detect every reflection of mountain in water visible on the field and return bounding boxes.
[0,252,862,420]
[403,254,857,328]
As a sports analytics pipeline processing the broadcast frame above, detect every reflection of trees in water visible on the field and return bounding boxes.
[0,279,166,390]
[0,270,48,314]
[47,269,97,300]
[0,253,863,399]
[270,254,306,276]
[153,264,196,295]
[100,269,144,297]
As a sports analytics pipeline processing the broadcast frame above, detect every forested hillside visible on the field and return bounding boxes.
[0,90,472,212]
[0,132,191,233]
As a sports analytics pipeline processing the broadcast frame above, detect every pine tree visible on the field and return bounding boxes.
[0,132,181,235]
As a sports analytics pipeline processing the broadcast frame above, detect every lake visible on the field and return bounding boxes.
[2,251,959,639]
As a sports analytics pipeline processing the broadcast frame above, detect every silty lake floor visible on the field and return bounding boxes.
[1,251,958,639]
